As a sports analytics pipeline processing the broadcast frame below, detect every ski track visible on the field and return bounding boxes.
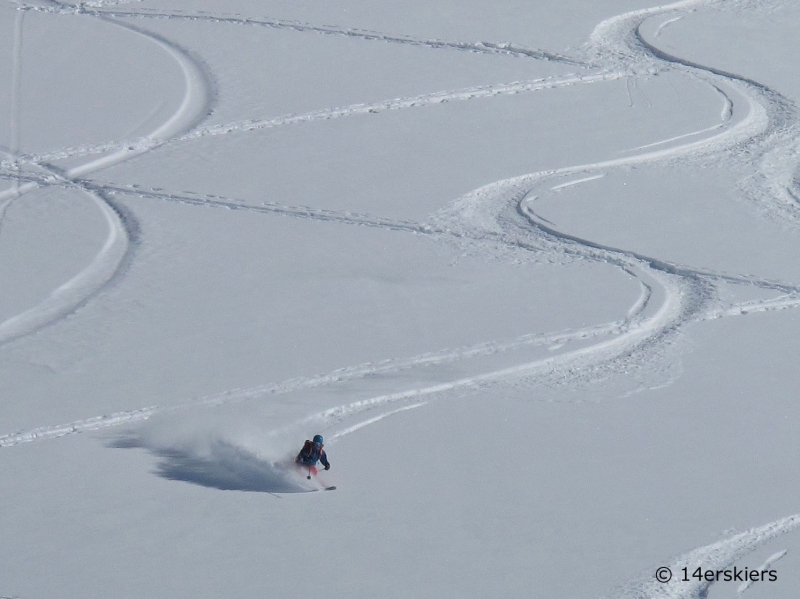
[25,3,582,65]
[328,402,428,443]
[737,549,787,594]
[551,173,606,190]
[0,1,213,348]
[0,317,643,447]
[4,0,800,595]
[606,516,800,598]
[0,172,129,347]
[19,71,625,165]
[279,3,800,593]
[5,0,800,452]
[654,14,685,37]
[621,82,732,153]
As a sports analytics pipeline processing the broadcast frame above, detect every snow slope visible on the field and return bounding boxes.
[2,0,800,597]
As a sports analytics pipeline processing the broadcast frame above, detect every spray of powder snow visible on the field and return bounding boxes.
[107,410,317,494]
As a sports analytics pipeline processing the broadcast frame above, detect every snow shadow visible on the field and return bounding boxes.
[109,433,310,494]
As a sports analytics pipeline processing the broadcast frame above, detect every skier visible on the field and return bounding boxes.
[296,434,330,479]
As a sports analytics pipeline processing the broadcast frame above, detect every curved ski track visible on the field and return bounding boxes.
[3,2,800,596]
[0,1,213,348]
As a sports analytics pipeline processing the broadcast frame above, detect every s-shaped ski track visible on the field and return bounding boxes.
[0,1,212,348]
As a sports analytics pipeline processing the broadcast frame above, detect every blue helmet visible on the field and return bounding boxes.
[313,434,323,445]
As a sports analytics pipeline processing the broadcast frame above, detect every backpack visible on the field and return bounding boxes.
[299,440,320,462]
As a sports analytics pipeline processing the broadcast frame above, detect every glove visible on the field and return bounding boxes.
[324,464,330,470]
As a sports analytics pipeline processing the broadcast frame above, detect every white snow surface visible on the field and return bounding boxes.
[2,0,800,597]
